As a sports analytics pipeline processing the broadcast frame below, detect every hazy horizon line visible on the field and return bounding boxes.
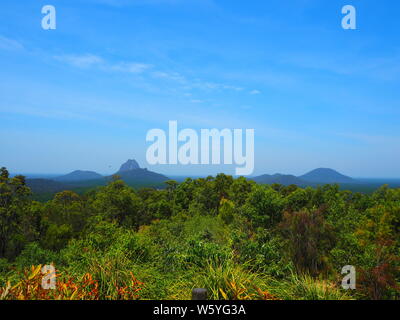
[8,171,400,180]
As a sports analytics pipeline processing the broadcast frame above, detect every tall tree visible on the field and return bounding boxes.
[0,167,31,258]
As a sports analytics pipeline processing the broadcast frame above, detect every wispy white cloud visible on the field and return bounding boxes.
[151,71,250,94]
[0,35,24,51]
[190,99,204,103]
[108,62,153,73]
[152,71,187,83]
[249,89,261,95]
[55,54,152,74]
[192,81,243,92]
[55,54,104,68]
[54,53,258,101]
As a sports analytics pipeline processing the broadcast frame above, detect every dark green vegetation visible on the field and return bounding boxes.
[1,166,399,300]
[252,174,306,186]
[24,165,394,202]
[25,159,169,201]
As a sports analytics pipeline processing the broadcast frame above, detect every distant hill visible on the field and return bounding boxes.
[252,168,358,187]
[300,168,356,184]
[25,163,361,201]
[113,168,169,185]
[23,159,170,201]
[26,179,71,194]
[49,159,170,189]
[50,159,169,187]
[111,160,169,186]
[54,170,103,182]
[252,174,307,186]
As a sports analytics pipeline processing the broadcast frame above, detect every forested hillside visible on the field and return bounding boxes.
[0,166,399,300]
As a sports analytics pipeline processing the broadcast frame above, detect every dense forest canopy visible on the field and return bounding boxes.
[0,166,399,300]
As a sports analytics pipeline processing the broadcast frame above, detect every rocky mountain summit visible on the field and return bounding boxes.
[118,159,140,172]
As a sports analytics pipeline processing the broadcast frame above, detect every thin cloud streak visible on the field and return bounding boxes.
[0,35,24,51]
[54,53,260,96]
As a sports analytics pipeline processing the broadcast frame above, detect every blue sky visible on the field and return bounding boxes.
[0,0,399,177]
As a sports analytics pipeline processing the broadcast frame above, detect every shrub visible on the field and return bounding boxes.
[269,273,353,300]
[193,261,277,300]
[279,208,336,276]
[15,242,59,270]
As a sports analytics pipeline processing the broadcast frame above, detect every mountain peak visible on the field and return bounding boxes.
[112,160,169,186]
[118,159,140,172]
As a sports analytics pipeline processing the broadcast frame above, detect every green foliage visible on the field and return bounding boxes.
[193,260,270,300]
[0,167,32,259]
[0,167,399,300]
[232,228,293,278]
[218,198,235,224]
[15,242,59,269]
[242,185,286,228]
[279,208,336,276]
[269,273,353,300]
